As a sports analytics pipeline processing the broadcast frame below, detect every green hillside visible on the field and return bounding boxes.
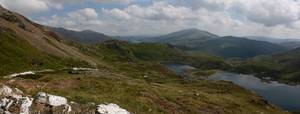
[7,39,286,114]
[70,40,230,71]
[95,40,183,62]
[189,36,287,58]
[0,27,89,75]
[229,47,300,83]
[51,27,112,44]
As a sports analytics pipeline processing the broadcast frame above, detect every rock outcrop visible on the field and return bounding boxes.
[0,85,72,114]
[0,85,32,114]
[0,85,130,114]
[97,103,130,114]
[35,92,71,113]
[20,97,34,114]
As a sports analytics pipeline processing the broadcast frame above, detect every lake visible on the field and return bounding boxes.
[165,63,300,112]
[209,72,300,112]
[164,63,196,74]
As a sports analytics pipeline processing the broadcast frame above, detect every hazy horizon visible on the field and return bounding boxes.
[1,0,300,38]
[52,27,300,40]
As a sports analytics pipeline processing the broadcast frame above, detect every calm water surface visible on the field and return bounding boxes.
[210,72,300,111]
[164,63,195,75]
[165,63,300,111]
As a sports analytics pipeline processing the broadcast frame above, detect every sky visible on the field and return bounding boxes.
[0,0,300,38]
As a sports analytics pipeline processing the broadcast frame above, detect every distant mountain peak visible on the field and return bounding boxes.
[151,28,218,43]
[50,27,112,44]
[81,29,95,33]
[172,28,219,37]
[176,28,209,33]
[181,28,200,32]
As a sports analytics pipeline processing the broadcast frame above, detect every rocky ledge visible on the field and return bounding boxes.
[0,85,130,114]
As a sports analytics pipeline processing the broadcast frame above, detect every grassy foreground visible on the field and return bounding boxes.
[0,37,289,113]
[4,61,288,114]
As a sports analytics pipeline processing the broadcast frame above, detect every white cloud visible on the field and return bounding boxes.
[102,8,131,20]
[40,0,300,37]
[103,2,194,21]
[168,0,300,27]
[39,8,102,30]
[0,0,49,15]
[0,0,131,16]
[18,0,300,38]
[49,0,130,4]
[68,8,98,21]
[43,0,131,8]
[231,0,300,26]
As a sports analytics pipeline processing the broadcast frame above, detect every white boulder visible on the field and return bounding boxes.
[0,85,34,114]
[20,97,34,114]
[0,85,13,96]
[48,94,68,107]
[35,92,47,104]
[72,68,98,71]
[36,92,71,113]
[63,104,72,113]
[36,92,68,106]
[0,98,13,110]
[0,86,73,114]
[97,103,130,114]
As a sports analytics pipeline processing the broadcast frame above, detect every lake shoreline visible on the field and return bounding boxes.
[209,71,300,112]
[164,63,300,112]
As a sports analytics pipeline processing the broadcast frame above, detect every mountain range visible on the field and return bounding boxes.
[141,28,219,46]
[53,28,290,58]
[52,26,300,79]
[246,36,300,49]
[139,29,287,58]
[51,27,112,44]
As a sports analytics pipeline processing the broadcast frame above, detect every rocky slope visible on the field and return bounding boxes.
[0,85,130,114]
[0,5,98,75]
[0,6,94,61]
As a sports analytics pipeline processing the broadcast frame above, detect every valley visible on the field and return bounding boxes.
[0,3,299,114]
